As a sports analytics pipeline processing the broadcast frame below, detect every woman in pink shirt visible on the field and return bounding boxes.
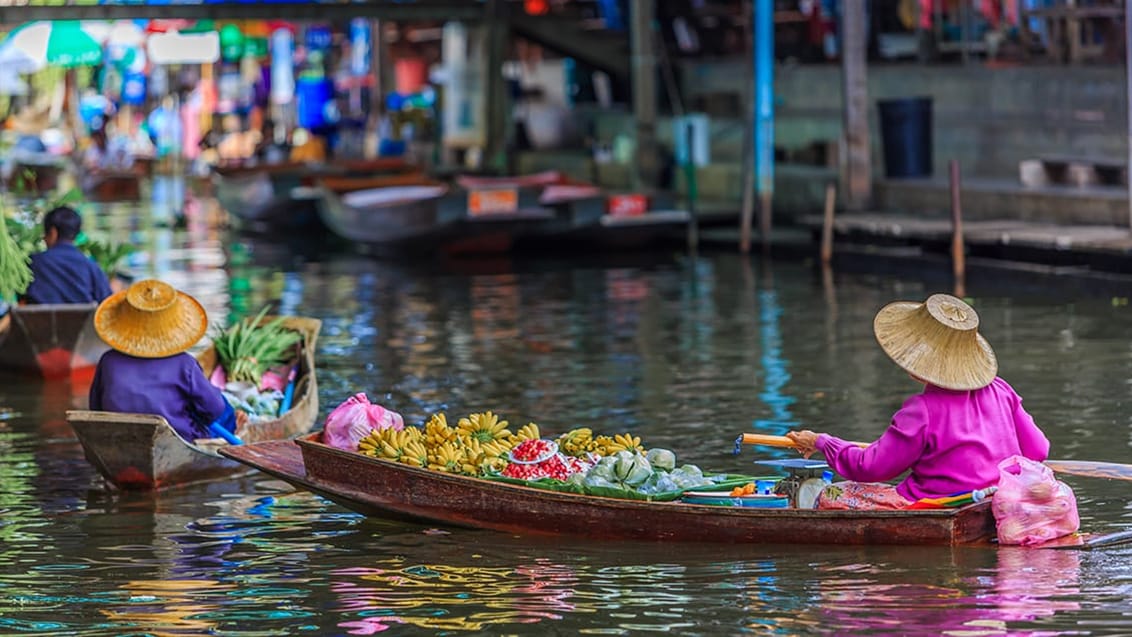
[787,294,1050,510]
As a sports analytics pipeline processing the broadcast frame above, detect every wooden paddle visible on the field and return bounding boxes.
[737,433,1132,481]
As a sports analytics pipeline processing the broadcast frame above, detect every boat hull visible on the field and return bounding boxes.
[67,316,321,490]
[316,184,556,256]
[82,171,142,202]
[0,304,107,380]
[221,435,996,546]
[525,195,691,251]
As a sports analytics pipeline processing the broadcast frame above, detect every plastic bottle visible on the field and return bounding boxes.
[972,485,998,502]
[796,471,834,509]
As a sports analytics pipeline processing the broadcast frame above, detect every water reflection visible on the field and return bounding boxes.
[801,546,1083,636]
[7,187,1132,634]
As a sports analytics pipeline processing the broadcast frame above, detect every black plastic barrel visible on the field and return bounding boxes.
[877,97,933,178]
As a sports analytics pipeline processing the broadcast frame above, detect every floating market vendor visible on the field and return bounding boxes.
[786,293,1050,510]
[89,279,246,442]
[22,206,113,305]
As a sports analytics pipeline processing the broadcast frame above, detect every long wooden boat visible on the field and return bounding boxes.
[211,161,319,234]
[7,158,64,194]
[219,433,996,546]
[0,303,108,380]
[316,183,556,256]
[66,316,321,491]
[523,191,692,250]
[318,172,438,195]
[81,169,143,202]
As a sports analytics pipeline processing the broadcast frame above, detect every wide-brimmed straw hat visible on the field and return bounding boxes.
[873,293,998,391]
[94,279,208,358]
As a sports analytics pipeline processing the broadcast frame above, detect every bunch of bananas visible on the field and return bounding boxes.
[356,411,648,479]
[510,422,540,444]
[424,413,457,448]
[557,427,596,457]
[358,427,429,467]
[457,411,512,444]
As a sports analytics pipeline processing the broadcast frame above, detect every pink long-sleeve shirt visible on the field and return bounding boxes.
[816,377,1050,501]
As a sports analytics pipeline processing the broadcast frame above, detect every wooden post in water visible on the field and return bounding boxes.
[840,0,872,210]
[949,159,966,297]
[1126,0,1132,228]
[685,122,699,253]
[820,182,837,265]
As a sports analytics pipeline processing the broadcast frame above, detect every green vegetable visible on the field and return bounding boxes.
[612,451,652,486]
[645,448,676,472]
[0,206,33,302]
[212,306,302,386]
[78,238,137,278]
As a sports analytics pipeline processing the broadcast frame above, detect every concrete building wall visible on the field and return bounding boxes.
[679,61,1129,179]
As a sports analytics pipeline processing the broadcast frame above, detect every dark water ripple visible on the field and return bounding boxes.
[3,196,1132,634]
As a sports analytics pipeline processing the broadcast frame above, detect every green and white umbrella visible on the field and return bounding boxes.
[0,21,104,71]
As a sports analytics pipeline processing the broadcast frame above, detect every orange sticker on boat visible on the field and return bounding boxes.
[468,188,519,216]
[608,194,648,217]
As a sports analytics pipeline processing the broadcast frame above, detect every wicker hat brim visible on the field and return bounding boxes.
[94,288,208,358]
[874,300,998,391]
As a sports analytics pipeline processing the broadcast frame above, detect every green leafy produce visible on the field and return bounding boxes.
[212,306,302,386]
[79,238,137,278]
[612,451,652,486]
[0,207,33,302]
[645,448,676,472]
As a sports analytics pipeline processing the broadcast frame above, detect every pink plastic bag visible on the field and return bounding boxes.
[992,455,1079,546]
[323,393,404,451]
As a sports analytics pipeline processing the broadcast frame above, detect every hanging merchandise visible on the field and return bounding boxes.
[305,24,332,52]
[349,18,371,77]
[217,63,241,114]
[121,72,146,107]
[296,76,332,130]
[149,64,169,100]
[270,28,295,105]
[220,23,245,63]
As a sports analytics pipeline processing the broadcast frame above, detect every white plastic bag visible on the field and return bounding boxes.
[323,393,404,451]
[992,455,1079,546]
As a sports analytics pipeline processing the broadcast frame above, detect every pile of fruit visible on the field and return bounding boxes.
[354,413,729,500]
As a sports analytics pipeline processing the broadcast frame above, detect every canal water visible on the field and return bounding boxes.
[2,189,1131,635]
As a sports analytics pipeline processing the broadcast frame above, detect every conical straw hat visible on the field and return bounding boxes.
[873,293,997,391]
[94,279,209,358]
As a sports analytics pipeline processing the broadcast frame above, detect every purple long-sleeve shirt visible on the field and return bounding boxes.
[89,350,231,442]
[816,377,1050,501]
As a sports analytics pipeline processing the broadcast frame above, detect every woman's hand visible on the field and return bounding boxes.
[235,409,249,433]
[786,430,820,459]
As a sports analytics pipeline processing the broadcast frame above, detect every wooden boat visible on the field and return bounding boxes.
[315,183,556,256]
[318,172,438,195]
[211,161,320,234]
[66,316,321,491]
[219,433,997,546]
[0,303,108,380]
[81,169,143,202]
[523,191,692,250]
[7,159,64,194]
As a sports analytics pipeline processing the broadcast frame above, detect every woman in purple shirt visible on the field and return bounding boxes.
[787,294,1050,510]
[89,279,242,442]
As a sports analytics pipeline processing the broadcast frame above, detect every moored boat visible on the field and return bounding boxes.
[318,171,438,195]
[315,183,556,256]
[67,316,321,491]
[211,161,319,234]
[81,169,143,202]
[219,433,997,546]
[525,191,691,250]
[0,303,108,380]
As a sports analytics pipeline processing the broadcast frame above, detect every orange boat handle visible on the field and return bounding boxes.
[736,433,870,451]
